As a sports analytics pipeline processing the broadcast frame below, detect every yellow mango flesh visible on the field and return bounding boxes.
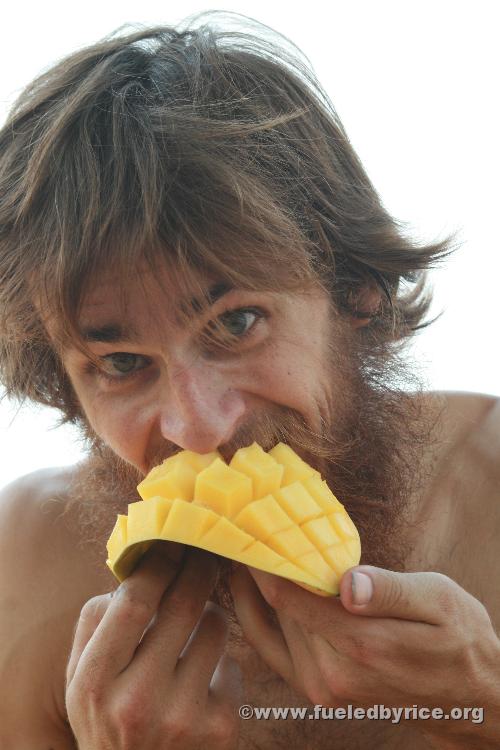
[106,442,361,595]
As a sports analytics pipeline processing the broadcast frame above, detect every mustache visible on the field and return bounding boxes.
[143,402,353,479]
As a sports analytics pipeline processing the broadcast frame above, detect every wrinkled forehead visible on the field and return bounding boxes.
[79,262,207,320]
[40,259,227,349]
[38,248,327,354]
[79,267,232,340]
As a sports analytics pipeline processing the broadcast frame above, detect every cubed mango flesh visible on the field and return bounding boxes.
[105,441,361,595]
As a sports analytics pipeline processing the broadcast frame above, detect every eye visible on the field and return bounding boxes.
[219,308,259,337]
[103,352,146,374]
[100,352,150,378]
[203,307,263,348]
[199,306,264,355]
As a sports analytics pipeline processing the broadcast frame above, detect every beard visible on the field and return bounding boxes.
[60,318,439,635]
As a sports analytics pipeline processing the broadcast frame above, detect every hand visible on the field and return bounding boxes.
[231,564,500,748]
[66,543,243,749]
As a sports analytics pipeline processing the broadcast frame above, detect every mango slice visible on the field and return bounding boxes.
[106,442,361,596]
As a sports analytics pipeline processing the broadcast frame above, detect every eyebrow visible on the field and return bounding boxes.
[81,323,137,344]
[80,282,233,344]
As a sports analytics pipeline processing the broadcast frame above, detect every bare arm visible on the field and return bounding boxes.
[0,472,93,748]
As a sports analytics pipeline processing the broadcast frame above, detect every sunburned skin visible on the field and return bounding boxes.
[1,268,499,749]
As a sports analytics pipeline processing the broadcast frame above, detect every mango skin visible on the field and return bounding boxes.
[106,442,361,596]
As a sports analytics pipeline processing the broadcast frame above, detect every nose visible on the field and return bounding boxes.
[158,358,247,454]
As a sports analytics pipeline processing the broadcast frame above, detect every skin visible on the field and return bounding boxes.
[59,272,337,474]
[0,269,499,749]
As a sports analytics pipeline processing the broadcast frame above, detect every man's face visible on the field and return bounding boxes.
[60,265,342,477]
[56,262,432,586]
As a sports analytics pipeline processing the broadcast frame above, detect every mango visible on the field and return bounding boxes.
[106,442,361,596]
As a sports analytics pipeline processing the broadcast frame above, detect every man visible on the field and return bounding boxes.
[0,14,499,749]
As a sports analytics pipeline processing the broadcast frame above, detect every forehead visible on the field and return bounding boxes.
[82,284,233,345]
[42,258,329,350]
[80,265,217,317]
[76,263,232,338]
[38,261,216,347]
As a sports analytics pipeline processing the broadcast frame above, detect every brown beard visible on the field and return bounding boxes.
[58,319,440,631]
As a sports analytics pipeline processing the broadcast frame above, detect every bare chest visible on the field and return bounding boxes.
[238,724,433,750]
[236,690,435,749]
[228,641,434,750]
[404,403,500,629]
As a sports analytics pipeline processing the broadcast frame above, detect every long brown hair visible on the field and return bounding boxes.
[0,11,455,425]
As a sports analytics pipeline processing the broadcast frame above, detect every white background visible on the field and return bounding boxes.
[1,0,498,490]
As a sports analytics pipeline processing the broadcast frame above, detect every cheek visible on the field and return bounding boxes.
[79,390,153,469]
[250,341,331,426]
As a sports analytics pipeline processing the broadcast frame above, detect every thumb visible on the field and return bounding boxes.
[340,565,453,625]
[65,592,115,689]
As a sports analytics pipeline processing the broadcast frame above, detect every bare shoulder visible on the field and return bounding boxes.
[424,392,500,623]
[451,391,500,469]
[0,466,81,569]
[0,466,114,747]
[432,390,500,484]
[0,462,115,587]
[413,390,499,500]
[424,389,500,509]
[428,390,499,450]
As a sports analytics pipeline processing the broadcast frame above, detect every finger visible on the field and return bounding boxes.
[247,566,349,637]
[276,613,333,702]
[340,566,462,624]
[175,601,229,699]
[129,547,219,675]
[72,540,185,682]
[209,652,244,710]
[230,565,293,684]
[66,591,115,688]
[204,654,243,750]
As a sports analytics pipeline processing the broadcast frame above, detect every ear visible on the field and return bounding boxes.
[349,285,382,328]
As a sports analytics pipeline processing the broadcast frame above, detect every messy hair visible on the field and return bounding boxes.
[0,11,454,424]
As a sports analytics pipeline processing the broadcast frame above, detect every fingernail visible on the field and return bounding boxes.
[351,572,373,605]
